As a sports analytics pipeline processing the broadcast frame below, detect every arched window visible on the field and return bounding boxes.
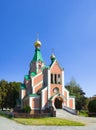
[58,74,61,84]
[55,74,57,84]
[51,74,53,83]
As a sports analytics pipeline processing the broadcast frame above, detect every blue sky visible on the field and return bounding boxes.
[0,0,96,97]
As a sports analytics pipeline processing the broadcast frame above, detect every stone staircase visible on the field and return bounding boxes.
[63,106,77,115]
[56,109,96,123]
[56,109,76,119]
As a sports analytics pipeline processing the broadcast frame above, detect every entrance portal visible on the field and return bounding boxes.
[54,97,63,109]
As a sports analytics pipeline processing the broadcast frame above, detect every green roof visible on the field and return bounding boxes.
[24,75,30,80]
[49,95,54,100]
[49,93,60,100]
[42,65,49,71]
[49,59,56,67]
[20,84,26,89]
[30,72,36,76]
[29,94,40,97]
[32,48,43,62]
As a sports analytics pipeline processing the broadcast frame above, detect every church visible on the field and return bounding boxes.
[20,39,75,113]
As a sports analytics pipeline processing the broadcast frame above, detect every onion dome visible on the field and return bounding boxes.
[31,39,43,62]
[34,40,41,48]
[50,54,56,61]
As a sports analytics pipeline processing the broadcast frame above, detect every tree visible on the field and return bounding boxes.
[88,99,96,113]
[6,82,21,108]
[0,80,21,110]
[65,79,87,110]
[0,80,8,110]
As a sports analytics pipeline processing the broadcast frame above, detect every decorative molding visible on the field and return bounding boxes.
[33,80,43,93]
[21,90,25,99]
[62,70,64,95]
[29,97,32,109]
[30,72,42,85]
[31,72,42,93]
[69,97,75,109]
[73,98,75,109]
[41,87,47,110]
[29,97,40,110]
[34,80,43,88]
[64,88,69,107]
[31,77,33,93]
[48,69,50,99]
[33,72,42,79]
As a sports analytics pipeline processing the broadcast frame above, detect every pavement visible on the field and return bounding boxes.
[56,109,96,124]
[0,109,96,130]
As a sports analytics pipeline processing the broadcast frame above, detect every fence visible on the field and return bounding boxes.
[13,112,51,118]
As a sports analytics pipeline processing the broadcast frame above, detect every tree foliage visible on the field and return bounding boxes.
[0,80,21,110]
[88,99,96,112]
[65,79,87,110]
[0,80,8,110]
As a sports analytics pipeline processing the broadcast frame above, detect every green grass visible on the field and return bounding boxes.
[14,117,85,126]
[79,110,88,117]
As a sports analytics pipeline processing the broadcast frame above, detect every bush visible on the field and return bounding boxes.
[88,99,96,112]
[23,105,31,113]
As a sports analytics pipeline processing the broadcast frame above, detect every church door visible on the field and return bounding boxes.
[54,97,62,109]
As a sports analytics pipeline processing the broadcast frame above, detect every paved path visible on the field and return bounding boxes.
[56,109,96,124]
[0,110,96,130]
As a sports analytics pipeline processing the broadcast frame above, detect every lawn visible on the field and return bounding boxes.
[14,117,85,126]
[79,110,88,117]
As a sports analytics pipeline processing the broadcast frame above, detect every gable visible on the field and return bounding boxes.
[50,60,62,73]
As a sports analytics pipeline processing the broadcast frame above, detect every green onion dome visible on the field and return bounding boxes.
[50,54,56,61]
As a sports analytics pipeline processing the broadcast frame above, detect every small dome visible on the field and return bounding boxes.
[34,40,41,47]
[50,54,56,60]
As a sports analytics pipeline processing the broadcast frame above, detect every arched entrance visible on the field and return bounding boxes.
[54,97,63,109]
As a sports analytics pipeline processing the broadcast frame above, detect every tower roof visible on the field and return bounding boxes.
[32,48,43,62]
[31,39,43,62]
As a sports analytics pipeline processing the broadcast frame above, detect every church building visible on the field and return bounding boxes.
[20,39,75,113]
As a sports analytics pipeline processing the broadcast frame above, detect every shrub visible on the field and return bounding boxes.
[23,105,31,113]
[88,99,96,112]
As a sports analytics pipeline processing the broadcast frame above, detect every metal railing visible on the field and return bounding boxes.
[63,106,77,115]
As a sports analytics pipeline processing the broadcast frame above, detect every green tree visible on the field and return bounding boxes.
[6,82,21,108]
[0,80,21,110]
[65,79,87,110]
[0,80,8,110]
[88,99,96,112]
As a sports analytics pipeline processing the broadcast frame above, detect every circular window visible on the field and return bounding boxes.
[53,87,59,94]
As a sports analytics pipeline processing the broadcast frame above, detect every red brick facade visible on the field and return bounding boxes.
[20,39,75,113]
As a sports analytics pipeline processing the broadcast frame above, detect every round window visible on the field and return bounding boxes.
[53,87,59,94]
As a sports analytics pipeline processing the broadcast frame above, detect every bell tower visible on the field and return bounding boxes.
[29,39,45,75]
